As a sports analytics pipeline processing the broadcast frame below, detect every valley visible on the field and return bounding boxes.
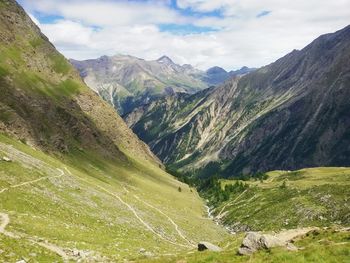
[0,0,349,262]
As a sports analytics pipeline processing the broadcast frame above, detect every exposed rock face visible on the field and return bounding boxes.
[125,25,350,177]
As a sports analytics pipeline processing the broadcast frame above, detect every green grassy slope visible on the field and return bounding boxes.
[214,168,350,231]
[0,134,227,262]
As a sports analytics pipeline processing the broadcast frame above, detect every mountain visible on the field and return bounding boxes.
[229,66,256,76]
[204,66,256,86]
[70,54,207,115]
[0,1,227,261]
[71,55,251,115]
[125,25,350,177]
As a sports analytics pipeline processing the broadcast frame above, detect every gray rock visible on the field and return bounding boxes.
[2,156,11,162]
[198,241,222,252]
[286,242,298,251]
[241,232,262,250]
[260,234,285,249]
[238,246,255,255]
[238,232,288,255]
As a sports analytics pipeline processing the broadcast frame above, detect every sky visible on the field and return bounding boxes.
[19,0,350,70]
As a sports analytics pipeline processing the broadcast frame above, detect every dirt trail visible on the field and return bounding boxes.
[275,227,318,242]
[65,168,192,249]
[34,241,69,262]
[133,194,195,247]
[0,212,69,262]
[0,212,16,238]
[0,168,64,194]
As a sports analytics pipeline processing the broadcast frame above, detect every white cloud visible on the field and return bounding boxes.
[20,0,350,70]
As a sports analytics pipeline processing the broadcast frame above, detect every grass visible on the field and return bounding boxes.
[0,133,227,262]
[216,168,350,231]
[49,53,71,74]
[140,228,350,263]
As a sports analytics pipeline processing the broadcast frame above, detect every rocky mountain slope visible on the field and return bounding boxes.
[70,55,206,115]
[125,25,350,177]
[0,0,227,261]
[71,55,253,115]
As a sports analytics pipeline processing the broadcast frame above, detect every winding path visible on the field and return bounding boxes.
[65,168,192,249]
[0,145,69,262]
[0,212,69,262]
[0,167,64,194]
[133,194,195,247]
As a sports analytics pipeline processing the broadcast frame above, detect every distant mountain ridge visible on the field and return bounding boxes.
[204,66,256,85]
[125,25,350,177]
[71,55,254,114]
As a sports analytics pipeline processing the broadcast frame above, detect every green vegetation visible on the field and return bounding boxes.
[0,65,8,77]
[49,53,71,74]
[215,168,350,231]
[29,36,44,48]
[0,134,227,262]
[140,228,350,263]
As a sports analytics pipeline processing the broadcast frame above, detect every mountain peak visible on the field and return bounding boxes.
[206,66,227,75]
[157,55,175,65]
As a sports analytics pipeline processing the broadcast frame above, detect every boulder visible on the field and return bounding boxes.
[260,234,285,249]
[2,156,11,162]
[241,232,262,250]
[238,232,289,255]
[198,241,222,252]
[238,232,262,255]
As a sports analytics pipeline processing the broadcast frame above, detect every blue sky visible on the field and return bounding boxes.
[18,0,350,70]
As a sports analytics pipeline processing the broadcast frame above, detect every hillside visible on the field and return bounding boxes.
[208,167,350,232]
[0,0,227,261]
[141,167,350,262]
[125,25,350,177]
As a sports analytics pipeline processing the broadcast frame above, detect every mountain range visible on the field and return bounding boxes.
[71,55,254,115]
[125,25,350,177]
